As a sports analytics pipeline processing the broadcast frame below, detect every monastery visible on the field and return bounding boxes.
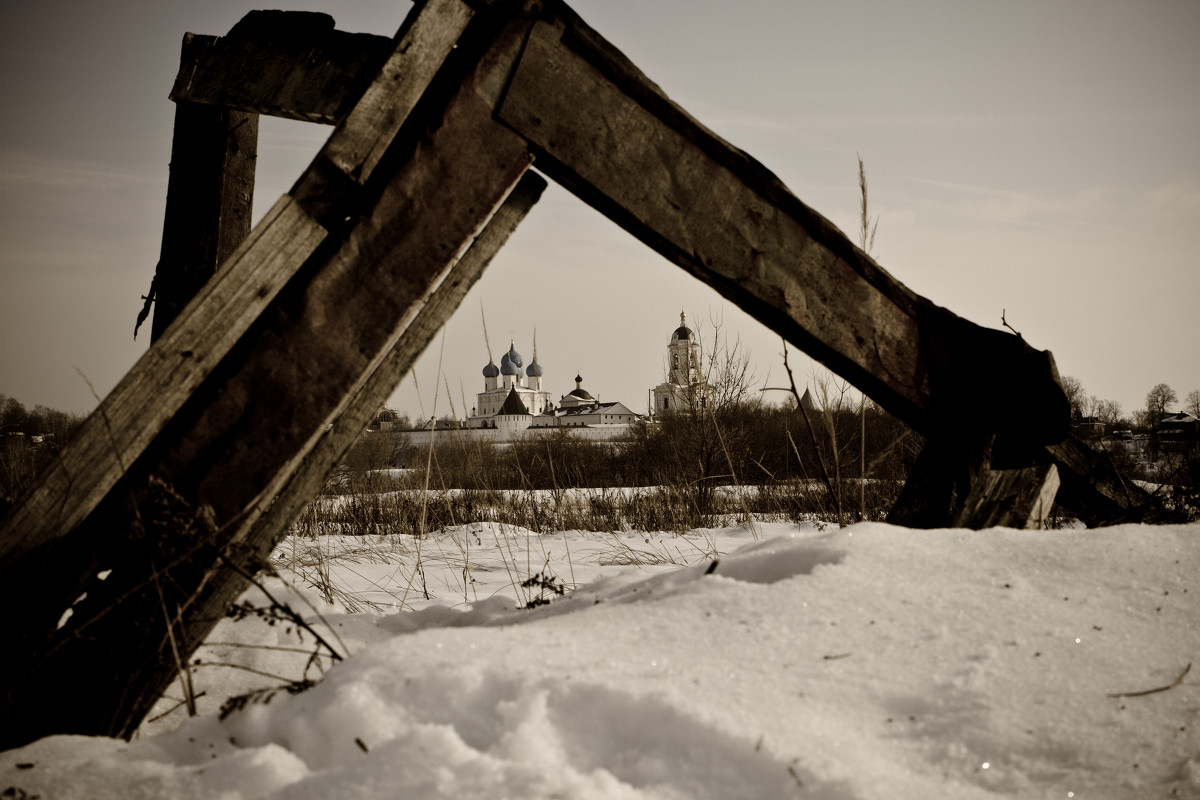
[398,311,711,446]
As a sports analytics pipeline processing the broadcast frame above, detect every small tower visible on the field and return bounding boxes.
[667,310,701,386]
[652,309,710,414]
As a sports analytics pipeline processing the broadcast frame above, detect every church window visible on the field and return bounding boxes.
[673,354,679,369]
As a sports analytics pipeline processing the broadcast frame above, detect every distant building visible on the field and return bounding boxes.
[651,311,712,413]
[472,342,553,420]
[1071,418,1105,440]
[1157,411,1198,439]
[396,310,715,448]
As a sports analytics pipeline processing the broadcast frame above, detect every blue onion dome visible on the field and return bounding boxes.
[526,356,544,378]
[506,342,524,368]
[482,359,499,378]
[500,351,519,376]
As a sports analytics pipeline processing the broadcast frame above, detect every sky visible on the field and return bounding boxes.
[1,0,1198,423]
[2,519,1197,797]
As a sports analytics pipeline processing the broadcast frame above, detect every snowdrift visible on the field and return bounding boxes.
[2,522,1198,799]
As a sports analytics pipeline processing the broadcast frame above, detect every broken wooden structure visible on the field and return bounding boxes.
[0,0,1170,749]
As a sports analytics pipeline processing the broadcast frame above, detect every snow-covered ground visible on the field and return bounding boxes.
[3,520,1198,799]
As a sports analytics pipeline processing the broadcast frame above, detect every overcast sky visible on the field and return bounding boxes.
[2,0,1197,424]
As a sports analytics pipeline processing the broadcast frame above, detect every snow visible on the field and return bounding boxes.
[3,521,1199,799]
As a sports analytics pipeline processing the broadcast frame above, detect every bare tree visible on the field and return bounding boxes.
[1186,390,1200,418]
[1096,399,1123,427]
[1145,383,1178,425]
[1060,375,1087,421]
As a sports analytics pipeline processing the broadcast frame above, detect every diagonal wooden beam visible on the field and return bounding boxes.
[1047,436,1170,525]
[231,170,547,577]
[0,0,474,572]
[0,0,497,746]
[492,12,1069,446]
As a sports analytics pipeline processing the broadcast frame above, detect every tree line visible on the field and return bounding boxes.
[1,394,87,511]
[1059,377,1200,432]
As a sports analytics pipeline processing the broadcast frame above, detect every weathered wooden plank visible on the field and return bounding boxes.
[886,434,986,528]
[148,101,258,340]
[888,431,1164,528]
[0,0,472,567]
[170,14,392,124]
[0,196,325,567]
[493,14,1069,445]
[227,170,547,591]
[951,463,1060,529]
[0,0,493,746]
[1047,436,1169,525]
[299,0,477,196]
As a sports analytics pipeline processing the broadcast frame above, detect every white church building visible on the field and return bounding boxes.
[651,310,711,413]
[463,339,641,441]
[398,311,711,446]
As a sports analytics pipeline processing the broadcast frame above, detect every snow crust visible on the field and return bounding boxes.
[2,522,1198,799]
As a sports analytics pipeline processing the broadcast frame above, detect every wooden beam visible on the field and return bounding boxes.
[951,463,1060,530]
[1047,436,1169,525]
[1,195,326,565]
[237,170,547,568]
[0,0,472,574]
[170,13,393,124]
[0,0,488,746]
[492,13,1069,446]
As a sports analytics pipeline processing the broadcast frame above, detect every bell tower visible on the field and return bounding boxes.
[667,310,700,385]
[652,309,707,414]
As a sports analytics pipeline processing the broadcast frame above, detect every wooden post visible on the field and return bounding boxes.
[146,12,398,341]
[148,100,257,340]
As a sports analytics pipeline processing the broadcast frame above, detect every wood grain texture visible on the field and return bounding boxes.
[0,0,476,565]
[0,197,325,566]
[0,0,518,746]
[952,464,1060,530]
[94,4,536,739]
[242,171,547,551]
[1047,436,1168,525]
[170,15,392,124]
[317,0,476,184]
[495,14,1069,445]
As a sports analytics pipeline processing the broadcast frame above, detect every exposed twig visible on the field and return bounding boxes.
[1001,309,1022,339]
[145,691,208,724]
[1107,662,1191,698]
[189,660,303,685]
